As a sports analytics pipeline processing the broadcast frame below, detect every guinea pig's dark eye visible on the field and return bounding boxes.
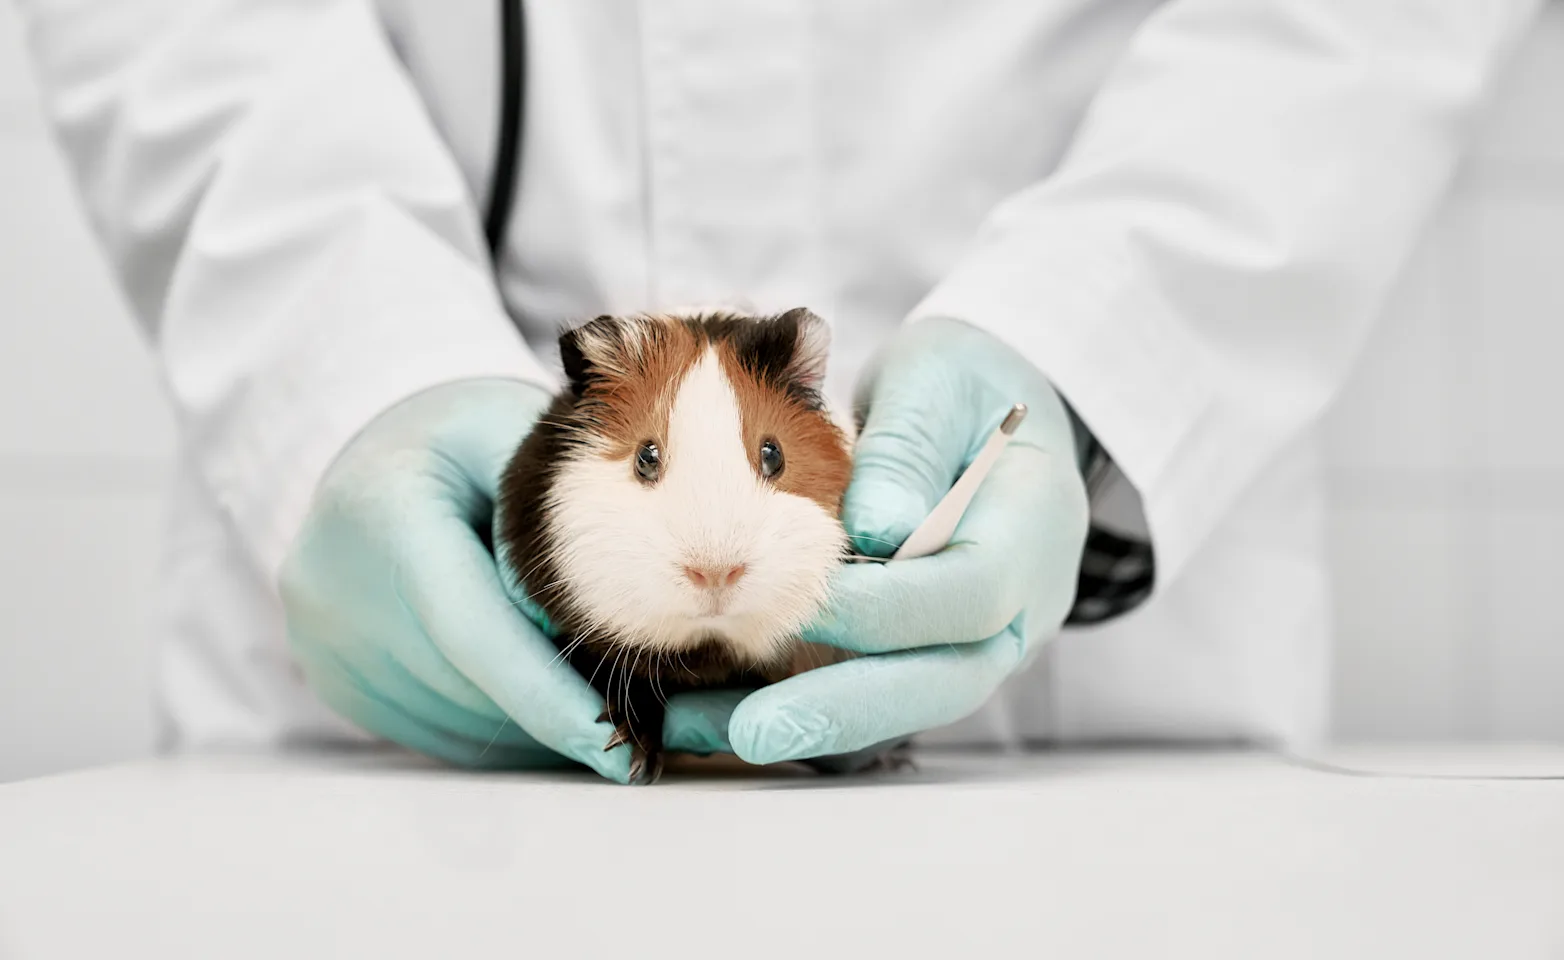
[758,438,784,480]
[635,440,662,484]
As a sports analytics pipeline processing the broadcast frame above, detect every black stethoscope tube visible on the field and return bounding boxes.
[485,0,524,260]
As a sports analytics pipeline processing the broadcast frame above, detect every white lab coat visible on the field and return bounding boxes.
[19,1,1539,754]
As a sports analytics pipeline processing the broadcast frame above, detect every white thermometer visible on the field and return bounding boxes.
[889,403,1027,561]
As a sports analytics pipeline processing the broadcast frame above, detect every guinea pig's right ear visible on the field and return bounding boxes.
[777,307,831,393]
[559,315,625,396]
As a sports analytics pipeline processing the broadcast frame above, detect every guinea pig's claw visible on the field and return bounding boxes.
[603,726,631,752]
[597,708,612,725]
[627,746,664,786]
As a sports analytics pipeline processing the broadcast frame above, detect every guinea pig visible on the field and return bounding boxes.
[496,308,856,783]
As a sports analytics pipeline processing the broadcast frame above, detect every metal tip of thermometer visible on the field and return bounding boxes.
[883,403,1028,562]
[1000,403,1027,435]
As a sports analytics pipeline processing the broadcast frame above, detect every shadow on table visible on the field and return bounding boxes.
[256,739,1256,791]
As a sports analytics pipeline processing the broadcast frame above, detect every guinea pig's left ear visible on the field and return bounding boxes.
[777,307,830,392]
[559,314,629,396]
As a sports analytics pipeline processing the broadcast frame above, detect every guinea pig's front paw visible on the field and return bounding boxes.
[600,708,666,786]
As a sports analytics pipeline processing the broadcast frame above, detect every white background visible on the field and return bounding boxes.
[2,4,1562,782]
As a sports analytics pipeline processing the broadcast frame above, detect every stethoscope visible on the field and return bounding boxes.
[485,1,526,263]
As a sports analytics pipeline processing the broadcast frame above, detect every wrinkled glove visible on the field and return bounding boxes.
[279,379,637,782]
[670,317,1091,765]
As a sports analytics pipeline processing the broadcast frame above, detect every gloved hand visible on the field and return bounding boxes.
[279,378,636,782]
[668,317,1091,765]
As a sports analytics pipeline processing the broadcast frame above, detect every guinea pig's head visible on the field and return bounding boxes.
[507,308,853,668]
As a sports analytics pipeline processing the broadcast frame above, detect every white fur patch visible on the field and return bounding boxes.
[546,347,844,664]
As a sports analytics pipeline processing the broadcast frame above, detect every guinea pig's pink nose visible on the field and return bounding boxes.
[683,563,746,590]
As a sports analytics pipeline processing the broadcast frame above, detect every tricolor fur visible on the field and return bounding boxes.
[496,309,853,779]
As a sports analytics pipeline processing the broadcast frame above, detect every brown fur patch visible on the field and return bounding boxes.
[573,318,704,461]
[569,313,852,513]
[715,341,853,514]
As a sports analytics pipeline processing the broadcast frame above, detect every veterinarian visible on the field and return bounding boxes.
[19,2,1538,781]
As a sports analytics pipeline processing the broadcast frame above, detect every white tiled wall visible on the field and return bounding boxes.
[1,5,1562,781]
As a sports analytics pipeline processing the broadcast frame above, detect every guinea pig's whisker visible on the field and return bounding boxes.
[508,549,555,579]
[547,635,590,669]
[510,563,552,591]
[501,575,551,605]
[518,575,572,598]
[625,651,643,724]
[476,716,510,761]
[651,656,669,707]
[843,554,890,564]
[508,574,579,615]
[632,648,646,700]
[852,533,903,546]
[585,642,618,691]
[613,644,630,692]
[601,652,624,728]
[675,652,697,680]
[516,557,569,592]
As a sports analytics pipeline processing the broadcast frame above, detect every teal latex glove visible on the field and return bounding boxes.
[671,317,1091,765]
[279,379,637,782]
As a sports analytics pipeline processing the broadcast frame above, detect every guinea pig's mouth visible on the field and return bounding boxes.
[679,626,795,673]
[688,626,729,646]
[676,616,781,663]
[684,615,737,642]
[695,597,736,618]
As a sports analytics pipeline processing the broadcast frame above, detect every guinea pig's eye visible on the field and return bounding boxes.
[635,441,662,484]
[758,438,784,480]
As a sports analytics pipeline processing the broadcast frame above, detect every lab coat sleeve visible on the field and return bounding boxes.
[908,0,1540,587]
[17,0,551,579]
